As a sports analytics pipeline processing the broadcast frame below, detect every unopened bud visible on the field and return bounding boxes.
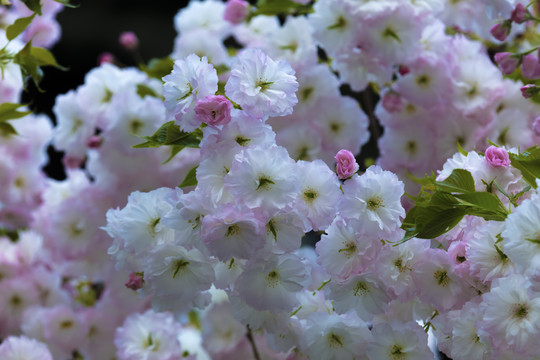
[520,84,539,99]
[511,3,528,24]
[490,21,512,42]
[119,31,139,50]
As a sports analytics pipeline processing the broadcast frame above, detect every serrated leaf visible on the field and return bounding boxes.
[141,57,174,80]
[21,0,42,15]
[0,103,32,122]
[133,121,202,150]
[436,169,475,193]
[455,192,508,220]
[179,166,198,188]
[414,207,466,239]
[165,124,201,147]
[136,84,159,98]
[509,146,540,189]
[133,121,172,148]
[6,14,36,41]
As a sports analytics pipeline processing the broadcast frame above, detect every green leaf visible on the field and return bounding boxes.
[20,0,43,15]
[53,0,79,8]
[509,146,540,189]
[6,14,36,41]
[30,47,66,69]
[253,0,313,16]
[179,166,198,188]
[163,145,184,164]
[14,42,66,90]
[454,192,508,221]
[456,141,468,156]
[0,103,32,122]
[141,57,174,80]
[0,122,18,136]
[133,121,202,149]
[136,84,159,98]
[436,169,475,193]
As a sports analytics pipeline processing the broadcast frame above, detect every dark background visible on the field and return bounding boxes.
[28,1,189,179]
[27,0,188,118]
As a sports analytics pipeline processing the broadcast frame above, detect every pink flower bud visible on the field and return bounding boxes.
[490,21,511,42]
[398,65,410,76]
[98,52,114,65]
[125,272,144,291]
[494,52,519,75]
[194,95,233,127]
[86,135,102,149]
[521,54,540,79]
[511,3,528,24]
[485,145,510,167]
[224,0,249,24]
[533,117,540,136]
[335,149,359,180]
[119,31,139,50]
[520,84,539,99]
[381,91,404,113]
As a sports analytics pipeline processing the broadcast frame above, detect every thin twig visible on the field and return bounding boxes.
[363,85,380,144]
[246,325,261,360]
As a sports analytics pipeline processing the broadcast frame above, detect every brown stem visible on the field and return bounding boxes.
[363,85,380,145]
[246,325,261,360]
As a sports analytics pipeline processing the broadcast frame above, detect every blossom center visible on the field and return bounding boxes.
[434,269,450,287]
[327,332,344,348]
[256,175,275,191]
[512,303,529,319]
[171,259,190,278]
[367,196,384,210]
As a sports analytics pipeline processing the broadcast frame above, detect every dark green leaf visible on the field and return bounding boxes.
[178,166,198,188]
[6,14,36,41]
[21,0,42,15]
[133,121,202,149]
[0,103,32,122]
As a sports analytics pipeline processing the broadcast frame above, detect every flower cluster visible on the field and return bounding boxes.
[3,0,540,359]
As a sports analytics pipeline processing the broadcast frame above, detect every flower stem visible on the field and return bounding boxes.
[246,325,261,360]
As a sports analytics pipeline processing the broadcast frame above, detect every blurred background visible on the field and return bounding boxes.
[27,0,189,117]
[29,1,189,178]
